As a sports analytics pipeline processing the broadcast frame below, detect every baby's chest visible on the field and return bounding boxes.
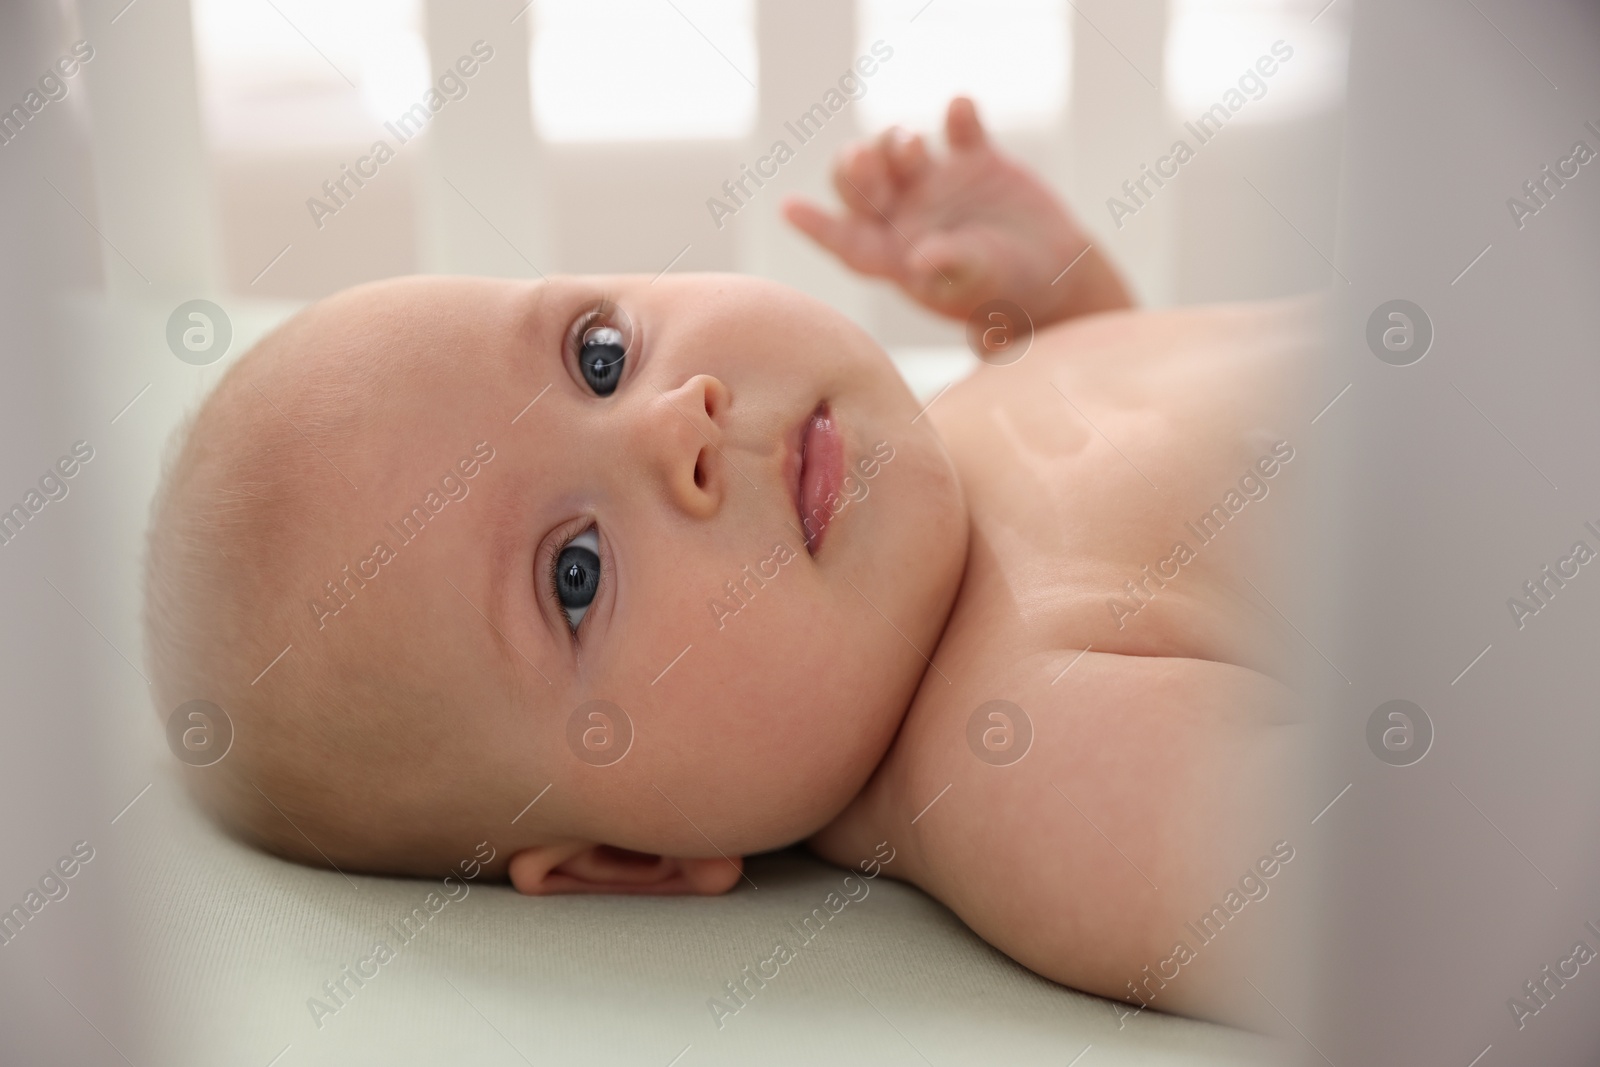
[932,371,1302,667]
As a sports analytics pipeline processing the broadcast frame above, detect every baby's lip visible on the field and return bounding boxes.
[792,404,843,557]
[784,416,806,544]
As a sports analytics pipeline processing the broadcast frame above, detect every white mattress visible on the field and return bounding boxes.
[115,758,1273,1066]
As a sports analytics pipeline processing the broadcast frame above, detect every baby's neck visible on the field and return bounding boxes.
[805,526,973,882]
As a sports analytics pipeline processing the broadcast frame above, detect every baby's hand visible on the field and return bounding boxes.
[782,97,1130,327]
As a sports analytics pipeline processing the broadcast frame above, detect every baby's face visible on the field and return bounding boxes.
[282,274,966,866]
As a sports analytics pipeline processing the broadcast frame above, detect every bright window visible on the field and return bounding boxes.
[191,0,430,148]
[530,0,759,142]
[1164,0,1349,124]
[856,0,1070,133]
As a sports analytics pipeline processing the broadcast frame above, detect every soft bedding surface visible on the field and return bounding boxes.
[119,762,1273,1066]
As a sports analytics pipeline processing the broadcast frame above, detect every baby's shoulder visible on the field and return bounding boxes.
[811,642,1300,893]
[905,645,1295,764]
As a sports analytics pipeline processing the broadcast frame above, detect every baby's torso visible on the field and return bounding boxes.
[811,300,1318,1016]
[924,297,1318,688]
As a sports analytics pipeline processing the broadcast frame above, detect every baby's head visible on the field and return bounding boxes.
[145,273,967,894]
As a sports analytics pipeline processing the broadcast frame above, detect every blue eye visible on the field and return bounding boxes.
[552,528,600,631]
[579,326,625,396]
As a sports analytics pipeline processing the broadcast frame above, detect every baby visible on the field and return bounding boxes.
[146,98,1308,1028]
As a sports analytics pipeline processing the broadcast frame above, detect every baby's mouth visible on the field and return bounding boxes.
[793,403,844,557]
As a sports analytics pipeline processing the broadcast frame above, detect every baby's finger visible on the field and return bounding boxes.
[884,128,932,186]
[781,196,840,246]
[945,95,986,151]
[781,196,899,277]
[833,141,895,217]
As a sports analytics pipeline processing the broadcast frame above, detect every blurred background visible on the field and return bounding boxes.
[57,0,1352,321]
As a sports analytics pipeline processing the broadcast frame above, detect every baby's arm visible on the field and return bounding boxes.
[809,649,1299,1029]
[783,97,1131,328]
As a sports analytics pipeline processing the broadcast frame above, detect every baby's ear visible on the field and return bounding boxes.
[507,843,743,896]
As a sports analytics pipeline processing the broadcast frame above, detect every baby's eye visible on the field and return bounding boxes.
[553,527,601,631]
[579,325,625,396]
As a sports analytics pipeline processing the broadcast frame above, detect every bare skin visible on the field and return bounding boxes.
[792,99,1310,1028]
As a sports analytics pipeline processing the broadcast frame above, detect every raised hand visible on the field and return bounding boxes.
[782,96,1131,327]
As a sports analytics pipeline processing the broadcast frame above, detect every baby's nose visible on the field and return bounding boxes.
[636,374,730,519]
